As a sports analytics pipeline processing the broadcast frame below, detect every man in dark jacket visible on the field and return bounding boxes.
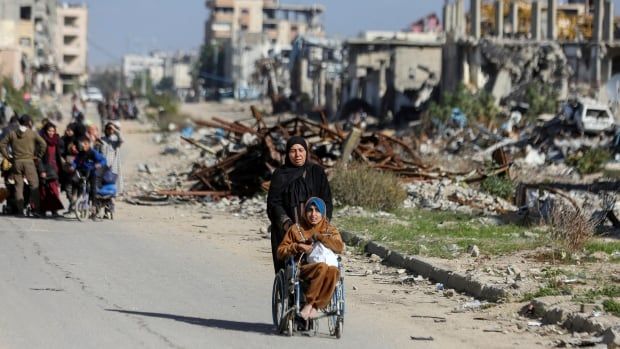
[0,115,46,216]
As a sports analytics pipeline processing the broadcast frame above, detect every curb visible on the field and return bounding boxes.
[340,230,619,340]
[527,298,619,343]
[340,230,508,302]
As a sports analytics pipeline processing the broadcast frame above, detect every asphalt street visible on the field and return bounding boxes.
[0,215,419,348]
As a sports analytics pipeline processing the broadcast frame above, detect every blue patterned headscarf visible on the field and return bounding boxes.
[305,197,326,217]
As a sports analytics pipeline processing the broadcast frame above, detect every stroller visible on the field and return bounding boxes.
[94,167,117,220]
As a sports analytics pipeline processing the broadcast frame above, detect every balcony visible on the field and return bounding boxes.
[63,16,78,28]
[63,35,78,46]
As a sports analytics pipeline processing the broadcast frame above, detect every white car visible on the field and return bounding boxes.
[82,87,104,103]
[563,98,616,133]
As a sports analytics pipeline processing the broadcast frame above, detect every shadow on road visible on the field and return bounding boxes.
[105,309,275,335]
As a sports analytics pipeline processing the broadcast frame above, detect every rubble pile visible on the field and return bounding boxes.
[404,180,517,215]
[135,100,618,222]
[178,107,437,197]
[481,39,570,105]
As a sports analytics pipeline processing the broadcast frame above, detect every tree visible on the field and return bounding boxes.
[193,42,227,89]
[131,73,153,97]
[1,78,42,119]
[156,77,174,92]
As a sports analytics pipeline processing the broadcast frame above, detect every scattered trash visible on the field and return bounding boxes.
[411,315,447,321]
[483,327,506,333]
[410,336,434,341]
[453,300,490,313]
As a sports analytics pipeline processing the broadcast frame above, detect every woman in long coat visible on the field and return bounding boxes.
[100,122,123,193]
[39,122,64,216]
[267,136,333,273]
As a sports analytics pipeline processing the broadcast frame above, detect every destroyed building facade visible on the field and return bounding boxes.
[199,0,620,124]
[203,0,325,98]
[341,31,443,124]
[56,3,88,94]
[0,0,84,94]
[442,0,618,104]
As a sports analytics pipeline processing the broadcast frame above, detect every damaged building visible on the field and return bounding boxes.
[341,31,444,125]
[201,0,620,126]
[441,0,618,108]
[203,0,325,98]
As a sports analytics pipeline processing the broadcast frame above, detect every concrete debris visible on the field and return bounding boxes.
[467,244,480,257]
[453,300,489,312]
[521,145,545,167]
[443,289,456,298]
[404,180,516,215]
[480,39,570,104]
[602,326,620,348]
[410,336,434,341]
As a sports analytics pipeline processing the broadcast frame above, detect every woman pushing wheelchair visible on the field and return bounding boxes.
[277,197,344,320]
[267,136,333,272]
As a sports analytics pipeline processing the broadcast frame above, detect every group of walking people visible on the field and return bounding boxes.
[0,111,123,218]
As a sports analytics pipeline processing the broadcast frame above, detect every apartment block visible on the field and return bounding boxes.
[122,54,165,87]
[56,2,88,94]
[203,0,324,93]
[0,0,58,91]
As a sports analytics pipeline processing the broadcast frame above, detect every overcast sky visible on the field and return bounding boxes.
[85,0,620,67]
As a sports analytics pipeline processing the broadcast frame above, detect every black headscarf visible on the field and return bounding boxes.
[282,135,308,171]
[268,136,310,222]
[268,136,309,216]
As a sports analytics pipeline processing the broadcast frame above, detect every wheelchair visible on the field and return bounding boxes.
[271,255,345,338]
[94,193,115,220]
[72,168,116,221]
[72,169,93,221]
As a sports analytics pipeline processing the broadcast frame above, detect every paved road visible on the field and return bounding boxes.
[0,214,422,349]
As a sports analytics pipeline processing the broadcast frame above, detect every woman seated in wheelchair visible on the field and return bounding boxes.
[277,197,344,320]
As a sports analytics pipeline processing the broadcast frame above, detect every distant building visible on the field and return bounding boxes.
[203,0,325,95]
[56,3,88,94]
[0,0,58,92]
[407,13,442,33]
[342,31,444,123]
[122,50,197,99]
[158,50,197,99]
[122,54,165,87]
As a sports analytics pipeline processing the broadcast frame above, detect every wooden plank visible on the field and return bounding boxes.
[181,136,216,155]
[156,190,230,197]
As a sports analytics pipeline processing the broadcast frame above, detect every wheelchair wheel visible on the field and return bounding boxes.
[328,280,345,338]
[335,318,343,339]
[286,317,293,337]
[74,196,89,222]
[272,270,288,332]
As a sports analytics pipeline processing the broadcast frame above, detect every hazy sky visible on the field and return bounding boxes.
[85,0,620,67]
[85,0,441,67]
